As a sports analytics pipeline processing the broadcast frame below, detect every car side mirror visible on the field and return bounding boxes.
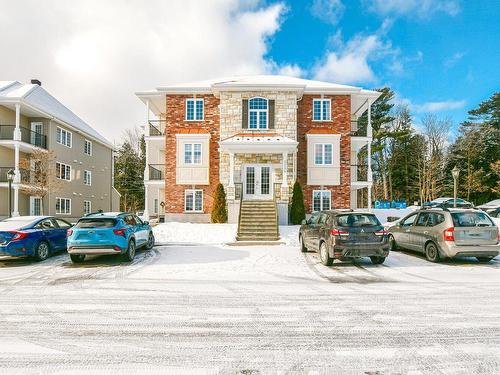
[301,219,307,225]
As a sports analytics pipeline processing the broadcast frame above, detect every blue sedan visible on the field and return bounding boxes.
[0,216,72,261]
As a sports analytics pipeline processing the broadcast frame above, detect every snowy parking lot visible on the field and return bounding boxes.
[0,240,499,374]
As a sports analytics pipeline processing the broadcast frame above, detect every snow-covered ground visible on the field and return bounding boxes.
[0,243,499,374]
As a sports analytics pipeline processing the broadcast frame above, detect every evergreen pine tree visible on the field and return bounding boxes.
[290,181,306,225]
[211,183,228,223]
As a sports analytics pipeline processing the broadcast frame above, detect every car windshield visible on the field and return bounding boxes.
[451,212,494,227]
[484,199,500,206]
[336,214,381,227]
[75,218,117,228]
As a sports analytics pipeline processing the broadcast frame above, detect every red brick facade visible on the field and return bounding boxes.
[297,95,351,211]
[164,95,220,214]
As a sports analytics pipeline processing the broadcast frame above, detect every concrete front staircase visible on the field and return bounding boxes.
[237,200,280,241]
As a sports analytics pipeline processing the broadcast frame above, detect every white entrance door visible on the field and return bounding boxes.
[244,164,273,200]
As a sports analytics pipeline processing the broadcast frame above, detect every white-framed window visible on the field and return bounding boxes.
[248,97,268,129]
[83,170,92,186]
[185,189,203,212]
[84,140,92,156]
[83,200,91,215]
[312,190,331,212]
[154,198,158,214]
[56,197,71,215]
[56,127,72,147]
[56,162,71,181]
[30,196,42,216]
[313,99,331,121]
[314,143,333,165]
[185,98,204,121]
[184,143,202,164]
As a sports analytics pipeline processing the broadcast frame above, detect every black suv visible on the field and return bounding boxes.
[299,210,390,265]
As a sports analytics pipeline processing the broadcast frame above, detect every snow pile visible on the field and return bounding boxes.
[371,208,416,224]
[153,222,237,244]
[493,217,500,227]
[279,225,300,246]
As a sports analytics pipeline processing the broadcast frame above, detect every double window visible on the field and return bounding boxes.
[184,143,202,164]
[313,190,331,212]
[313,99,331,121]
[248,97,268,129]
[84,140,92,156]
[84,170,92,186]
[314,143,333,165]
[56,162,71,181]
[56,127,72,147]
[185,190,203,212]
[186,98,204,121]
[56,197,71,215]
[83,200,91,215]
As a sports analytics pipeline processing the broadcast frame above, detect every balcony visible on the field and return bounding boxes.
[349,120,368,137]
[0,167,31,184]
[351,164,369,184]
[0,125,47,149]
[148,164,165,180]
[148,120,166,136]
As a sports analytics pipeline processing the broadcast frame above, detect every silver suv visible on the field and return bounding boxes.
[387,208,500,262]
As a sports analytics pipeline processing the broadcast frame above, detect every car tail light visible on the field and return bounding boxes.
[443,227,455,242]
[330,229,349,236]
[375,229,388,236]
[113,228,126,237]
[9,231,28,241]
[67,229,73,237]
[113,246,121,251]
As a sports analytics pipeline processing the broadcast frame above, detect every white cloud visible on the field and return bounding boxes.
[414,100,467,112]
[444,52,465,68]
[368,0,461,18]
[277,64,303,77]
[0,0,286,143]
[310,0,345,25]
[313,25,399,84]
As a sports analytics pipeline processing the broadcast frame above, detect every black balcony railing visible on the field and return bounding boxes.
[148,120,166,136]
[0,167,31,183]
[148,164,165,180]
[351,164,368,182]
[0,125,47,148]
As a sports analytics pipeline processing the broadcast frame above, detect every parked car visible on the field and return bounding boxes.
[477,199,500,218]
[387,208,500,262]
[66,212,154,263]
[0,216,72,261]
[424,197,473,208]
[299,210,390,266]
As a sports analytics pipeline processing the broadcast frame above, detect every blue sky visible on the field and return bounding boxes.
[266,0,500,132]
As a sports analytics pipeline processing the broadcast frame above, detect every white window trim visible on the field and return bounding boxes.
[83,200,91,215]
[185,98,204,121]
[312,190,331,212]
[84,170,92,186]
[56,161,72,181]
[184,189,203,213]
[314,143,334,166]
[183,143,203,165]
[312,98,332,122]
[248,97,269,129]
[84,139,92,156]
[56,126,72,148]
[55,197,72,215]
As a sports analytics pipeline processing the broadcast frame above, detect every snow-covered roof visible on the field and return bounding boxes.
[0,81,112,148]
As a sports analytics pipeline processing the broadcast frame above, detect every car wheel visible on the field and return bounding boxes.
[476,256,494,263]
[370,256,386,265]
[34,241,50,261]
[319,242,333,266]
[70,254,85,263]
[146,232,155,250]
[299,235,307,253]
[388,235,398,251]
[123,240,136,262]
[425,242,440,263]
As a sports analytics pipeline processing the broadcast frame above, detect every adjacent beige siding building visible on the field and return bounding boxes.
[0,80,120,221]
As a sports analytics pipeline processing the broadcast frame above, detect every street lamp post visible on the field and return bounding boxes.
[7,169,15,218]
[452,166,460,208]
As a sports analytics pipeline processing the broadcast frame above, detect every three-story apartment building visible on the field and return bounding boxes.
[0,80,120,221]
[137,75,379,228]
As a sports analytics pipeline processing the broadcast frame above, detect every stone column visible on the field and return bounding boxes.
[281,152,289,201]
[227,152,236,201]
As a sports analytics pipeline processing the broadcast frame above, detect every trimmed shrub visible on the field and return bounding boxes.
[290,181,306,224]
[211,183,228,223]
